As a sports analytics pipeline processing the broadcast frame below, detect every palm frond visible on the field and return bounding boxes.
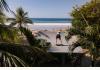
[24,17,33,24]
[38,31,49,38]
[0,50,28,67]
[0,43,54,66]
[0,0,10,11]
[10,7,33,28]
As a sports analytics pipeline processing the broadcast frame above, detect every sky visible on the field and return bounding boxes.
[6,0,90,18]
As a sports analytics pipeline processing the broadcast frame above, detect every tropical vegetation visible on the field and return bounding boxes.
[0,0,53,67]
[69,0,100,66]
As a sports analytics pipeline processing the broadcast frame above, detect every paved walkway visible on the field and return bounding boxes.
[47,33,70,53]
[39,31,83,53]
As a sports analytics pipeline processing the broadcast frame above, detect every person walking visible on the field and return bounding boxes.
[56,31,62,45]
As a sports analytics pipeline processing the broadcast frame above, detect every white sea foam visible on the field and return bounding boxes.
[32,23,71,26]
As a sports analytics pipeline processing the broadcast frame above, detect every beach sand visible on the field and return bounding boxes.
[28,23,72,31]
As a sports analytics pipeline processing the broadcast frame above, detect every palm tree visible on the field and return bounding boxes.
[9,7,36,46]
[10,7,49,37]
[10,7,50,46]
[10,7,32,28]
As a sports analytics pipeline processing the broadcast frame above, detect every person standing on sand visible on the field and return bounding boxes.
[56,31,62,45]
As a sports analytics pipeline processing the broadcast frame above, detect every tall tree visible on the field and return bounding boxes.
[9,7,38,46]
[10,7,32,28]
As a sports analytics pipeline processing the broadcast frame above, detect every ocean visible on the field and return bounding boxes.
[30,18,72,23]
[28,18,72,30]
